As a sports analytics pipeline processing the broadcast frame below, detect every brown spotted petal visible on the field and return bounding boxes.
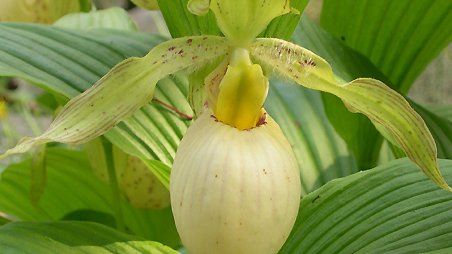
[250,38,452,192]
[0,36,229,159]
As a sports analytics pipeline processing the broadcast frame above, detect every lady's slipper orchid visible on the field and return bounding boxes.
[1,0,451,253]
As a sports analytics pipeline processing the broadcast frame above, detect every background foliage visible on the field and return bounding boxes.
[0,0,450,253]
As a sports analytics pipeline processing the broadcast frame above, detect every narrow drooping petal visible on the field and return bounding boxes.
[250,38,451,192]
[0,36,229,159]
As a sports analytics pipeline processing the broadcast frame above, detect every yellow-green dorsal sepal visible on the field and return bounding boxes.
[213,48,268,130]
[188,0,296,46]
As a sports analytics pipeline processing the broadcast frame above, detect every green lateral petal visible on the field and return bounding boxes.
[250,38,451,191]
[1,35,229,159]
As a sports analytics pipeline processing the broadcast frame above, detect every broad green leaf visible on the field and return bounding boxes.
[321,0,452,94]
[250,38,451,191]
[62,209,116,228]
[429,105,452,121]
[157,0,222,37]
[292,16,387,170]
[0,23,165,98]
[0,217,9,226]
[30,144,47,206]
[0,221,177,253]
[281,158,452,254]
[410,101,452,159]
[0,148,180,246]
[54,7,138,31]
[0,31,229,159]
[266,79,356,195]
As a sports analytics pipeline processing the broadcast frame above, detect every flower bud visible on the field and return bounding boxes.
[170,111,301,254]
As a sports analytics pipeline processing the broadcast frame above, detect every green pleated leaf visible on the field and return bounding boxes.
[429,105,452,121]
[320,0,452,94]
[0,221,177,254]
[0,148,179,247]
[54,7,138,31]
[291,16,386,170]
[410,101,452,159]
[157,0,222,37]
[0,23,165,98]
[280,158,452,254]
[250,38,451,191]
[30,144,47,207]
[266,79,356,195]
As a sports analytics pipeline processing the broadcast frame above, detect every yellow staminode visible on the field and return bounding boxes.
[214,48,268,130]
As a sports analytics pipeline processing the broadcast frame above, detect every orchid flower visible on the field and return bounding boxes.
[2,0,450,253]
[1,0,449,190]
